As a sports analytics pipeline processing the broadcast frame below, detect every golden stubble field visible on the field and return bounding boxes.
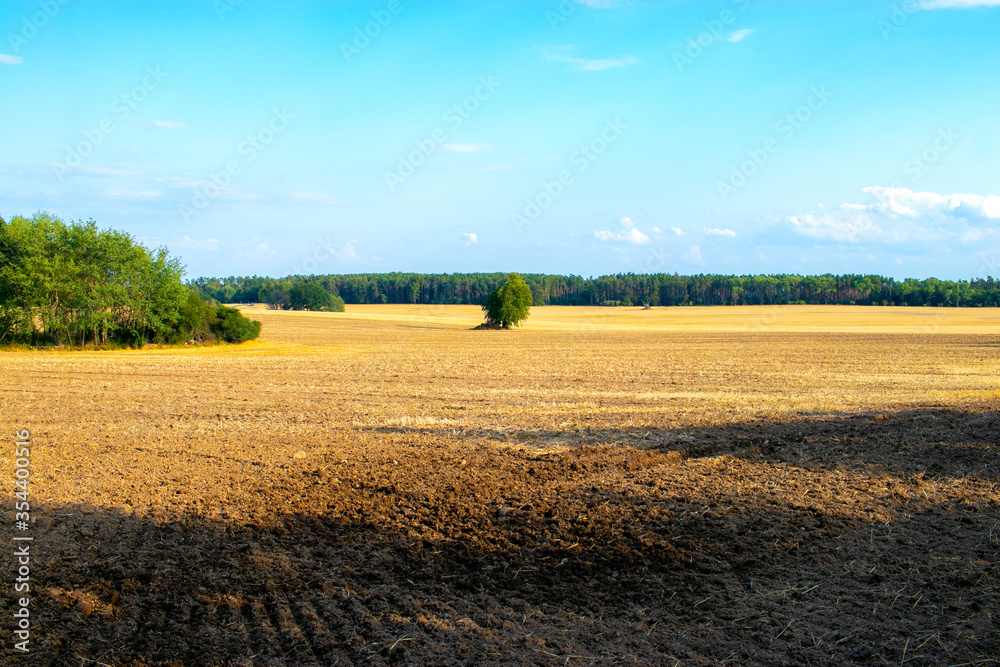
[1,305,998,665]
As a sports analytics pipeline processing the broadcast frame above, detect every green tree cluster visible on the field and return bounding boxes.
[258,279,345,312]
[192,271,1000,309]
[0,213,260,347]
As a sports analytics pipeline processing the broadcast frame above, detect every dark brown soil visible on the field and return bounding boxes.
[3,409,998,666]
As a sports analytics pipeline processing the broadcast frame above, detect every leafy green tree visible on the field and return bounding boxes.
[260,282,291,310]
[289,282,334,311]
[482,273,533,328]
[212,305,262,343]
[172,289,218,343]
[0,212,261,347]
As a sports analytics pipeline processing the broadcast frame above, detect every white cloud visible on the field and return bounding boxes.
[594,217,650,245]
[442,143,490,153]
[332,241,360,263]
[703,227,737,238]
[788,212,880,244]
[150,120,188,129]
[545,45,637,71]
[0,54,24,65]
[786,186,1000,244]
[174,236,220,251]
[232,242,274,262]
[683,246,703,263]
[919,0,1000,8]
[649,226,661,234]
[693,29,753,47]
[670,227,686,236]
[75,165,136,177]
[108,188,163,199]
[462,232,478,245]
[723,29,753,42]
[575,0,625,7]
[289,191,338,206]
[863,186,1000,219]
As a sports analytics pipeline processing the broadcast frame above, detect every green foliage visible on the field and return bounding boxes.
[290,282,334,311]
[172,289,218,343]
[0,213,261,347]
[259,282,290,310]
[211,305,262,343]
[192,271,1000,308]
[257,279,344,312]
[482,273,533,329]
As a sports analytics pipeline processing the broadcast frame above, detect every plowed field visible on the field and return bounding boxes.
[1,305,998,665]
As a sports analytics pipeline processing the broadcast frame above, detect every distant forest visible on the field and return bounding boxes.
[191,272,1000,308]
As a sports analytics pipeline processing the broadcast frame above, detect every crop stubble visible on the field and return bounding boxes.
[0,305,998,665]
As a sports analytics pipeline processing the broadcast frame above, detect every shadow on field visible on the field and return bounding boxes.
[366,407,1000,483]
[2,408,997,666]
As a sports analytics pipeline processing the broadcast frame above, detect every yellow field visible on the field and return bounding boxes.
[0,305,997,664]
[241,302,1000,334]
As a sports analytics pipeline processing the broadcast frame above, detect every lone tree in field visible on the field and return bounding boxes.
[482,273,532,329]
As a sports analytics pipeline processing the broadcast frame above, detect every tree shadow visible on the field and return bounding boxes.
[363,407,1000,483]
[2,408,997,665]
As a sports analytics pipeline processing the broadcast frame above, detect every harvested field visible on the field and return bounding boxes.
[1,305,998,665]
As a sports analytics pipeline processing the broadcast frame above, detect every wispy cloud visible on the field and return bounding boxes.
[670,227,686,236]
[723,28,753,42]
[289,191,338,206]
[174,236,220,251]
[329,241,360,263]
[594,217,650,245]
[575,0,626,7]
[683,246,703,264]
[442,143,491,153]
[545,45,637,71]
[787,186,1000,244]
[150,120,189,129]
[462,232,478,245]
[233,243,274,262]
[108,188,163,199]
[472,165,515,172]
[0,54,24,65]
[703,227,737,238]
[918,0,1000,8]
[74,165,136,177]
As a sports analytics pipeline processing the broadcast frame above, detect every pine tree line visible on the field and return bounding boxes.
[193,271,1000,309]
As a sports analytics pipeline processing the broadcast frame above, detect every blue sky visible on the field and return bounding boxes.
[1,0,998,281]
